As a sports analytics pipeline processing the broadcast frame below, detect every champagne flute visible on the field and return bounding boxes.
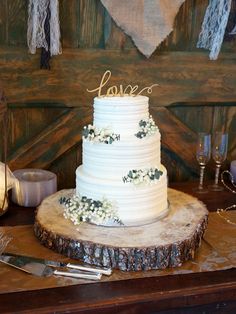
[209,132,228,191]
[194,133,211,193]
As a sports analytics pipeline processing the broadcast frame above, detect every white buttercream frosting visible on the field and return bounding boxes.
[83,133,161,179]
[93,96,149,135]
[76,165,168,226]
[76,95,168,226]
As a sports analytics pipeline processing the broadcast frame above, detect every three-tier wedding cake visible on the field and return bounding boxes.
[74,95,168,226]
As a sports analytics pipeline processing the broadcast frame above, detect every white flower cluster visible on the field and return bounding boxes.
[135,115,158,139]
[82,124,120,144]
[60,195,122,226]
[123,168,163,185]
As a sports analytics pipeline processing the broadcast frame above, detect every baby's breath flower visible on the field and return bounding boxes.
[59,195,122,226]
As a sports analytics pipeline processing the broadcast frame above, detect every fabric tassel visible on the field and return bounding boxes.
[40,2,51,69]
[197,0,232,60]
[27,0,61,68]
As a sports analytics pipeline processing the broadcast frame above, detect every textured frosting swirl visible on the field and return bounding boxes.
[93,96,149,135]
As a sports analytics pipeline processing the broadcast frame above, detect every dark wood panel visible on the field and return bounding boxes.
[0,0,27,46]
[0,264,234,313]
[1,48,236,107]
[163,0,208,52]
[7,106,68,153]
[0,1,7,44]
[78,0,105,48]
[50,144,82,190]
[60,0,80,48]
[7,108,92,170]
[0,88,6,118]
[169,105,214,133]
[151,107,199,175]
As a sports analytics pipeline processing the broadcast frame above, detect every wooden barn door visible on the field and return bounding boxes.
[0,0,235,188]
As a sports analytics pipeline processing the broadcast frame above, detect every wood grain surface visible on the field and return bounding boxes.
[34,189,208,271]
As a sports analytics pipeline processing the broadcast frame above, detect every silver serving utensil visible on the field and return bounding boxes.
[2,252,112,276]
[0,255,101,280]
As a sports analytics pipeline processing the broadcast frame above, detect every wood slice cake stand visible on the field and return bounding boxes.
[34,188,208,271]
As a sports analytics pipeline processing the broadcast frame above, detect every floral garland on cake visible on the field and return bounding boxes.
[60,195,122,225]
[135,115,158,139]
[123,168,163,185]
[82,125,120,144]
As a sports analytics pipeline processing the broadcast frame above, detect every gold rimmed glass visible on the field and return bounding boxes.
[193,133,211,194]
[208,132,228,192]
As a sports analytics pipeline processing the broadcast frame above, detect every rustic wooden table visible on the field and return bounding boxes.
[0,181,235,314]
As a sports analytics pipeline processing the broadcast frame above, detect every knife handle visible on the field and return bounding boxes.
[66,263,112,276]
[53,269,102,280]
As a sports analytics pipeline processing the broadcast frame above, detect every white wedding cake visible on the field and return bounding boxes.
[74,95,168,226]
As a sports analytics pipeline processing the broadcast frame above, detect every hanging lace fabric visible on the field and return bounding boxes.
[197,0,232,60]
[27,0,61,69]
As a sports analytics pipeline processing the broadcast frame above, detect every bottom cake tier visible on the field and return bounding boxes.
[75,165,168,226]
[34,188,208,271]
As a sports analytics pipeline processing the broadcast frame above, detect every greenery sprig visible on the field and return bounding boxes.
[123,168,163,185]
[135,115,158,139]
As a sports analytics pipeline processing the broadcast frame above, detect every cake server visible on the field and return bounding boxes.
[0,254,102,280]
[2,252,112,276]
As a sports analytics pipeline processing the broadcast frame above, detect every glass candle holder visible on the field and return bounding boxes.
[12,169,57,207]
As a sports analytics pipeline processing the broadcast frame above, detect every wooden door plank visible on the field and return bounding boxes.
[152,106,201,174]
[79,0,105,48]
[0,1,7,45]
[165,0,207,51]
[1,48,236,107]
[0,88,7,119]
[7,109,92,170]
[6,0,27,46]
[60,0,80,48]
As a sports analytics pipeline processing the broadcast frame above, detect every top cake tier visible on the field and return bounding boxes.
[93,95,149,135]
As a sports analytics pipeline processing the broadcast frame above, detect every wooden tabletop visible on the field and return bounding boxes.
[0,181,236,314]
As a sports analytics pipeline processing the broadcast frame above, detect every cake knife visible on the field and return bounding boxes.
[0,254,102,280]
[2,252,112,276]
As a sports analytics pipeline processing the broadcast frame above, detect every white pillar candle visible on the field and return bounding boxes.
[12,169,57,207]
[230,160,236,183]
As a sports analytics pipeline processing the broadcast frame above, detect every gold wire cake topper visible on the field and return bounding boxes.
[87,70,159,98]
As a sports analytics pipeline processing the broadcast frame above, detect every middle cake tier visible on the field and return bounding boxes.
[82,133,161,179]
